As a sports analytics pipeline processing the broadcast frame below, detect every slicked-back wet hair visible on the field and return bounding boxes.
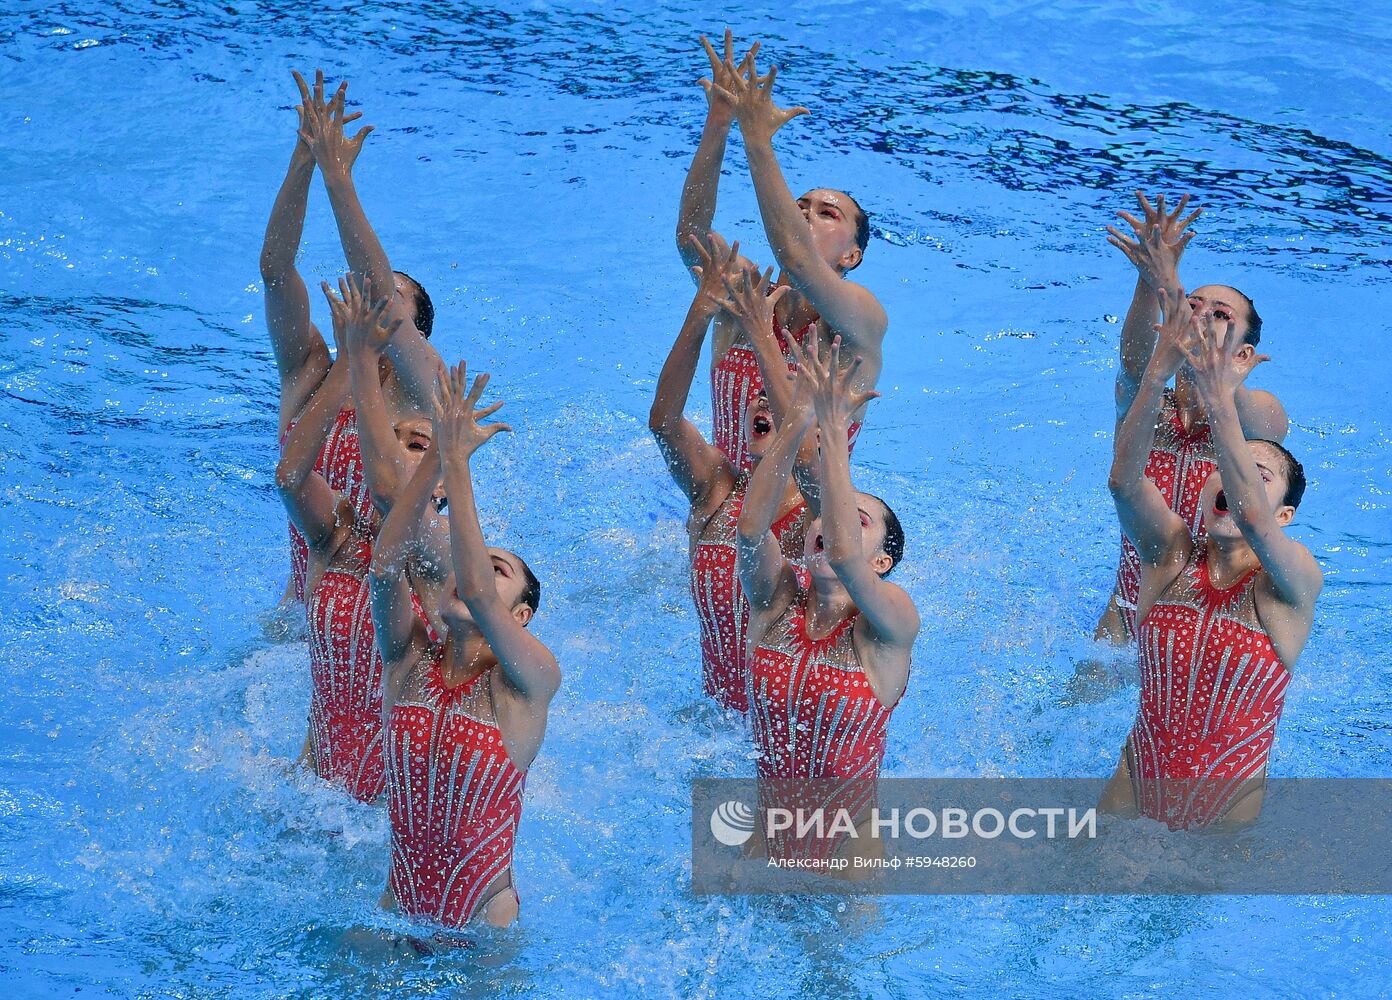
[1253,439,1306,510]
[865,493,904,576]
[517,554,542,616]
[394,270,434,339]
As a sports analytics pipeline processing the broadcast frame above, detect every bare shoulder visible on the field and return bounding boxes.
[1237,388,1289,441]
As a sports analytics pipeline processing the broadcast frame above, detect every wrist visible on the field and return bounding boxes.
[704,107,735,131]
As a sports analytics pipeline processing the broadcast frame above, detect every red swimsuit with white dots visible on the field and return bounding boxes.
[1116,389,1216,637]
[1128,542,1291,830]
[386,649,526,928]
[749,588,905,860]
[712,318,862,473]
[690,475,806,712]
[286,407,374,602]
[305,531,386,802]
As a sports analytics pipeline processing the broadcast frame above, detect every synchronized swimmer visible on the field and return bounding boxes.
[260,29,1323,931]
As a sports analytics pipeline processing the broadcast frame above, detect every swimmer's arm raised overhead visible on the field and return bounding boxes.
[713,261,825,514]
[326,275,413,511]
[261,73,341,433]
[274,354,350,552]
[297,70,444,412]
[1108,287,1193,566]
[802,337,919,658]
[676,30,756,276]
[718,54,886,354]
[1106,191,1198,418]
[650,234,740,515]
[369,438,439,691]
[1182,316,1321,608]
[737,372,812,613]
[435,365,561,704]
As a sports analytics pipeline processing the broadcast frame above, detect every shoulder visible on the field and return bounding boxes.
[1237,388,1289,442]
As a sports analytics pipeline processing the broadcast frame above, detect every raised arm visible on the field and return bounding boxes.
[799,338,918,655]
[676,30,755,275]
[261,74,340,432]
[711,262,824,513]
[369,442,438,681]
[297,70,443,411]
[649,234,740,512]
[1181,315,1321,607]
[1107,287,1193,564]
[737,374,813,611]
[324,274,415,511]
[275,355,350,551]
[434,365,561,704]
[1106,191,1200,417]
[716,53,886,352]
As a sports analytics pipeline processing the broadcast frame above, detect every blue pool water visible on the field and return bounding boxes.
[3,2,1390,996]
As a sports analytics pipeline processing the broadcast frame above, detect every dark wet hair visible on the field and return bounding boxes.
[842,191,870,266]
[1254,439,1306,510]
[394,270,434,339]
[1235,288,1262,347]
[865,493,904,576]
[516,553,542,615]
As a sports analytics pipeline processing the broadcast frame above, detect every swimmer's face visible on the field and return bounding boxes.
[439,548,534,631]
[744,391,776,460]
[803,493,893,580]
[394,418,437,491]
[1182,286,1257,374]
[1199,441,1295,541]
[798,189,862,274]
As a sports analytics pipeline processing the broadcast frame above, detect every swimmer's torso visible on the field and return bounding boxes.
[1129,541,1290,830]
[305,529,387,801]
[386,649,526,928]
[689,474,806,712]
[1116,388,1216,634]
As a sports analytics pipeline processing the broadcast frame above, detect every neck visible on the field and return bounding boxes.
[806,574,856,635]
[440,626,496,688]
[1172,370,1206,428]
[774,274,820,330]
[1204,533,1261,586]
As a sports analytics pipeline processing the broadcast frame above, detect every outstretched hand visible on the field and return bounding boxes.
[1178,301,1270,406]
[787,334,879,435]
[688,231,743,312]
[294,68,374,176]
[322,273,400,358]
[707,45,809,142]
[1105,190,1201,290]
[432,362,511,464]
[1148,283,1195,375]
[698,28,759,121]
[710,261,790,339]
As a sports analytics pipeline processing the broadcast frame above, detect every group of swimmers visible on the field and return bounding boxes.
[260,32,1323,930]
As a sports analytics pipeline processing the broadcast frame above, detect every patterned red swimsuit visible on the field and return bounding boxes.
[712,319,863,473]
[1128,543,1291,830]
[690,476,806,712]
[305,531,386,801]
[286,407,374,602]
[749,590,904,860]
[387,652,526,928]
[1116,389,1215,637]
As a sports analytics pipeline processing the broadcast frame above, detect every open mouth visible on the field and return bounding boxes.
[1214,490,1229,514]
[814,534,825,553]
[752,413,773,437]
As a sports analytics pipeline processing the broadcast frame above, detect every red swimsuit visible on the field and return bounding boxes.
[305,532,386,802]
[287,407,374,602]
[748,589,903,860]
[1116,389,1215,637]
[712,320,863,473]
[386,650,526,928]
[1128,543,1291,830]
[690,476,806,712]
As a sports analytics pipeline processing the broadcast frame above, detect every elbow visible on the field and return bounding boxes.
[274,458,299,496]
